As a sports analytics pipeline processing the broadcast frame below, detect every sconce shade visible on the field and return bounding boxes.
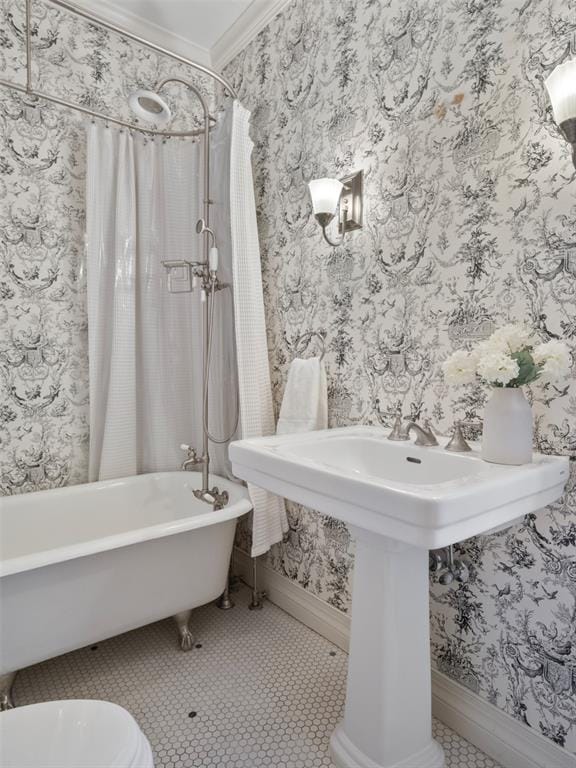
[308,177,345,216]
[545,59,576,125]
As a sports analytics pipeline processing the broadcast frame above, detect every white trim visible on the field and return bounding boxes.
[233,548,576,768]
[211,0,293,71]
[68,0,212,66]
[432,672,576,768]
[233,547,351,651]
[64,0,291,76]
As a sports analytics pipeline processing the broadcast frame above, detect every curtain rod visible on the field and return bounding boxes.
[0,77,212,138]
[45,0,238,100]
[0,0,238,138]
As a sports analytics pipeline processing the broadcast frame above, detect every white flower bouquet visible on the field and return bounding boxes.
[442,324,571,388]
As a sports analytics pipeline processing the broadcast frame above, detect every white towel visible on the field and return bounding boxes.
[277,357,328,435]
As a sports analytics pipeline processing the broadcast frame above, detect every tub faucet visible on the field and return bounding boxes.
[180,444,205,470]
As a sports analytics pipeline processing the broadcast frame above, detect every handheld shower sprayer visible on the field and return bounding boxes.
[195,218,215,244]
[196,218,219,272]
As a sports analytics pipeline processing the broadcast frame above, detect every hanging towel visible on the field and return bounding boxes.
[277,357,328,435]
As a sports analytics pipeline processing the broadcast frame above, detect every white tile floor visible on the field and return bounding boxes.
[14,587,501,768]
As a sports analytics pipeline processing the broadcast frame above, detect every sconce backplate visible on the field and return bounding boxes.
[559,118,576,169]
[338,169,363,233]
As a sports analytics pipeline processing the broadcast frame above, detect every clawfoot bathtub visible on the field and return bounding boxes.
[0,471,251,706]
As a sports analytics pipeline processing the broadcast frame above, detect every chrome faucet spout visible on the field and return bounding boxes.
[405,420,438,447]
[180,443,206,471]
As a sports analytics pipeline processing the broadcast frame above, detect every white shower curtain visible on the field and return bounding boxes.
[86,109,287,556]
[86,124,204,480]
[229,102,288,556]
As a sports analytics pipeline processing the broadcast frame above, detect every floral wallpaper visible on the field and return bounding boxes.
[2,0,576,756]
[224,0,576,754]
[0,0,216,494]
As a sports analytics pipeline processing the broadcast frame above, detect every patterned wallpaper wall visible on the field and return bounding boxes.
[0,0,215,494]
[224,0,576,753]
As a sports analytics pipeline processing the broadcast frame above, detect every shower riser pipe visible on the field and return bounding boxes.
[201,103,211,495]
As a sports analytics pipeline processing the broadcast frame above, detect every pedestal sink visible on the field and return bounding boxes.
[230,426,568,768]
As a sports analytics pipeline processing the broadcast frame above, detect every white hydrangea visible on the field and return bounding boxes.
[489,324,536,353]
[442,349,478,385]
[442,325,570,390]
[533,340,571,382]
[476,352,520,385]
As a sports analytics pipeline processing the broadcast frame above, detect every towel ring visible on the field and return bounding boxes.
[292,331,326,361]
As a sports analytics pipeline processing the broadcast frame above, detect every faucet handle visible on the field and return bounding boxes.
[444,421,472,453]
[387,411,409,441]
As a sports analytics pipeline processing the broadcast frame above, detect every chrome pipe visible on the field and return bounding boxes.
[44,0,238,99]
[157,77,213,494]
[202,105,211,494]
[248,557,264,610]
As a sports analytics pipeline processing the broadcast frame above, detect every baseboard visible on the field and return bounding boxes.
[232,547,350,651]
[232,547,576,768]
[431,670,575,768]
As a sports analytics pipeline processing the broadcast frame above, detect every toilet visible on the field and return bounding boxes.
[0,699,154,768]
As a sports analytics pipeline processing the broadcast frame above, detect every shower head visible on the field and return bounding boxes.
[129,89,172,127]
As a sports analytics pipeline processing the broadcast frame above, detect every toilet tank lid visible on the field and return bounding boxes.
[0,699,147,768]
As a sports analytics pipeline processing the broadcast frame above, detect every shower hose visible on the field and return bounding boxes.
[202,280,240,445]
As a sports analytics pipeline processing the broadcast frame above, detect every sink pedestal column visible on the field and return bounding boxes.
[330,529,445,768]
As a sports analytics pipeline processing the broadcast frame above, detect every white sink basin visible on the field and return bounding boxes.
[230,425,568,549]
[230,426,569,768]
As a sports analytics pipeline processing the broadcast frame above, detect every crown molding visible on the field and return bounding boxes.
[211,0,293,72]
[67,0,212,67]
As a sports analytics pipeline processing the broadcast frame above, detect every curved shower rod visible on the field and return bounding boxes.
[0,0,239,138]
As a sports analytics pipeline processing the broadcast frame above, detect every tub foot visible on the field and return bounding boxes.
[0,671,17,710]
[173,611,195,651]
[216,579,235,610]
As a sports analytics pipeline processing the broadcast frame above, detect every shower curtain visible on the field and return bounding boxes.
[86,107,287,554]
[227,102,288,556]
[85,124,206,480]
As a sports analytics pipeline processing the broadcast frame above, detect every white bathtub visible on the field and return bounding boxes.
[0,471,251,676]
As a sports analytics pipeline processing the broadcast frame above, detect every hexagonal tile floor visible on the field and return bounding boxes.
[14,586,501,768]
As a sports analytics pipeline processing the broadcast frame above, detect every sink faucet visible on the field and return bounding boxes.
[387,414,438,447]
[406,420,438,447]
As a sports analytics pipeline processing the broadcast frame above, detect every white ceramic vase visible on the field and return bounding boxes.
[482,388,533,465]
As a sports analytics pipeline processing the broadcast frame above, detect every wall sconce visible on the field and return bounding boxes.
[308,170,363,246]
[545,58,576,169]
